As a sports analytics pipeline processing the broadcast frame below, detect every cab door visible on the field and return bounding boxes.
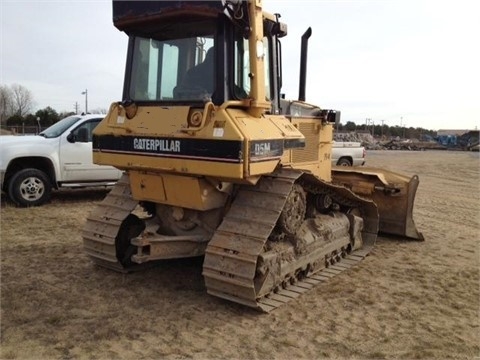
[59,118,122,182]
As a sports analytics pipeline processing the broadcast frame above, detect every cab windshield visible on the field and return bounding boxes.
[127,21,215,102]
[125,17,274,104]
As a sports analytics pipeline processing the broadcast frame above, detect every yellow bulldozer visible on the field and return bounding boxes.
[83,0,423,312]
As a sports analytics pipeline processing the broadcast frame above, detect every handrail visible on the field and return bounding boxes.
[180,101,215,133]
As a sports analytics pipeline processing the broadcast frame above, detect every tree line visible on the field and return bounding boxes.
[1,84,73,129]
[1,84,106,131]
[1,83,438,139]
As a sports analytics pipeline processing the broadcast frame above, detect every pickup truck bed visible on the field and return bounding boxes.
[331,141,366,166]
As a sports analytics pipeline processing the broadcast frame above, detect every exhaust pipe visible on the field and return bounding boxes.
[298,27,312,102]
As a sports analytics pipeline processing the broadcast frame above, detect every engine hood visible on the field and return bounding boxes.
[0,135,44,146]
[0,135,58,171]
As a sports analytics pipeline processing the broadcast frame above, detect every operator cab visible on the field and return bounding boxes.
[115,1,286,113]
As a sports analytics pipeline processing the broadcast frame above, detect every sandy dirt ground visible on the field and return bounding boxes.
[1,150,479,359]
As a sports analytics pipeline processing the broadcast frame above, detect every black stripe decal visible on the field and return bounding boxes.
[284,138,305,149]
[92,149,242,163]
[93,135,305,164]
[93,135,243,163]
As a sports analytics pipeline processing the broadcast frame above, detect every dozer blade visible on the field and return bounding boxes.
[332,167,424,240]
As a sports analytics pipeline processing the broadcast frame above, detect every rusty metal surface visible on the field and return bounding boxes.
[113,1,224,31]
[203,169,379,312]
[332,168,424,240]
[203,169,299,308]
[131,234,209,262]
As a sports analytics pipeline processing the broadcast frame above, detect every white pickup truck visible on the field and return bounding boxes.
[0,114,122,207]
[331,141,366,166]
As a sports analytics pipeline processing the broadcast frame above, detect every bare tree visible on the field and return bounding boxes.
[0,85,13,125]
[10,84,34,117]
[89,108,107,115]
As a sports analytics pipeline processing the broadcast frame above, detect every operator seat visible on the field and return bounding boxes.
[174,47,215,99]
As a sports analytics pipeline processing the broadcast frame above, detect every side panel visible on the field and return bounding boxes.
[283,118,333,181]
[92,103,246,180]
[93,135,245,177]
[226,109,305,177]
[129,171,228,210]
[93,103,306,181]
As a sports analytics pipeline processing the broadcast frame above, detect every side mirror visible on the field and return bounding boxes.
[67,132,75,143]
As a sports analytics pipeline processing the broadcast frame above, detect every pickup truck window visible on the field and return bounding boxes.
[71,119,101,142]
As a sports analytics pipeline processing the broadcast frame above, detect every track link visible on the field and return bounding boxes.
[82,173,138,272]
[203,169,378,312]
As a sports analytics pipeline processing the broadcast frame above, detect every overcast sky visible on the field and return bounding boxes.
[1,0,479,130]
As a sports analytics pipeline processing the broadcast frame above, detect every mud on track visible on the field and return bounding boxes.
[1,150,479,359]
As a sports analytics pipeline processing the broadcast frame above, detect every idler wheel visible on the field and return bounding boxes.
[278,184,306,237]
[315,193,333,212]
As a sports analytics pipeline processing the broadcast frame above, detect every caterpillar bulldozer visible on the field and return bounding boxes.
[83,0,423,312]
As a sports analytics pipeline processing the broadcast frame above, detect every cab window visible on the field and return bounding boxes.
[234,36,271,100]
[128,20,216,102]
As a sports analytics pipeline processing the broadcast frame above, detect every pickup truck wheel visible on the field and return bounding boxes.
[337,158,353,166]
[8,169,52,207]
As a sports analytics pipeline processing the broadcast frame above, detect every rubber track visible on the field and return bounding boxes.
[82,173,138,273]
[203,169,377,312]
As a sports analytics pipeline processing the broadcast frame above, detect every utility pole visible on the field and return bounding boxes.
[74,102,79,114]
[400,116,404,139]
[381,119,385,138]
[81,89,88,114]
[365,118,371,134]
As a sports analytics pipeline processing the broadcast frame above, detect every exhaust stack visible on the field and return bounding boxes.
[298,27,312,102]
